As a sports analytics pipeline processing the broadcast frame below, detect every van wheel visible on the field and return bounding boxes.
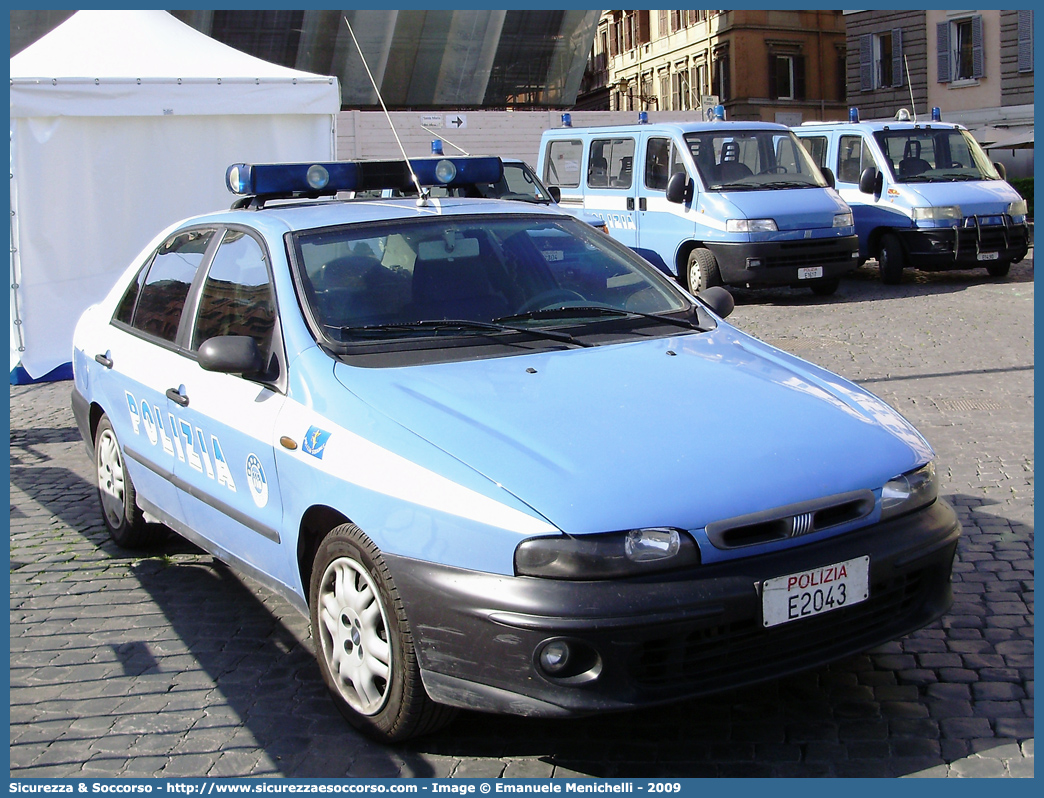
[809,278,840,296]
[877,234,904,285]
[686,248,722,293]
[310,523,456,742]
[95,415,164,548]
[986,260,1011,278]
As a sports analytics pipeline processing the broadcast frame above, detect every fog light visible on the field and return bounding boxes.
[539,641,571,674]
[747,258,762,269]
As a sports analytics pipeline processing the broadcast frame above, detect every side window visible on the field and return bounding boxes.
[130,230,215,343]
[113,262,149,326]
[644,137,671,191]
[544,139,583,188]
[191,230,276,357]
[589,138,635,189]
[799,136,829,169]
[837,135,873,184]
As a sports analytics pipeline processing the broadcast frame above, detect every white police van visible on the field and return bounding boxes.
[537,113,859,296]
[794,108,1030,284]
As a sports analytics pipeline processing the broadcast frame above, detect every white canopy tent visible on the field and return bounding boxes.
[10,10,341,382]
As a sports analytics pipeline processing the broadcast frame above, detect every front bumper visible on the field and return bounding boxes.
[711,235,859,287]
[388,499,959,717]
[898,218,1029,270]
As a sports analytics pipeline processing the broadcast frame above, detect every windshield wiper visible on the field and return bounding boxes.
[764,180,817,189]
[709,182,756,191]
[496,305,710,332]
[333,319,592,347]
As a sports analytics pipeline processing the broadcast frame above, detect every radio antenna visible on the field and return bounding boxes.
[904,54,917,123]
[343,16,427,202]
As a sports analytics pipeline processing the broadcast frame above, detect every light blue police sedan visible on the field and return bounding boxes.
[72,156,959,742]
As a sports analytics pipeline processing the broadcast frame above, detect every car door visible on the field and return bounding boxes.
[164,227,294,588]
[90,228,219,526]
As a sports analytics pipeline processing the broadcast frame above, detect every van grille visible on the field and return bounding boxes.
[767,239,854,269]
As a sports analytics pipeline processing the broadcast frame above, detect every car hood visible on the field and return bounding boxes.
[335,326,933,535]
[705,186,850,231]
[900,179,1022,217]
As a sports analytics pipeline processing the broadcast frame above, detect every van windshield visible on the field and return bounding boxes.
[872,128,1002,183]
[684,129,828,191]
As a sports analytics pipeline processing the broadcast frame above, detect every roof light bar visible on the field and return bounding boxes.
[225,157,504,199]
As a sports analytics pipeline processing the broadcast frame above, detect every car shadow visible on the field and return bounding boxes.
[728,257,1033,308]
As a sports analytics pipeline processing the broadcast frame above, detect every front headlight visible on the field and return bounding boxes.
[1007,199,1028,218]
[911,205,962,222]
[833,211,854,228]
[726,218,778,233]
[514,527,700,579]
[881,462,938,521]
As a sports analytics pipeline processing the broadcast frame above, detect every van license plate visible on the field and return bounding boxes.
[977,252,999,261]
[798,266,823,280]
[762,556,869,627]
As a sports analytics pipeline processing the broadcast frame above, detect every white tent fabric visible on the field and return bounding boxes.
[10,10,341,381]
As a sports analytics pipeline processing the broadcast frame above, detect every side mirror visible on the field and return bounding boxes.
[858,166,881,195]
[993,161,1007,181]
[820,166,835,190]
[665,171,694,205]
[197,335,264,375]
[697,285,734,319]
[547,185,562,203]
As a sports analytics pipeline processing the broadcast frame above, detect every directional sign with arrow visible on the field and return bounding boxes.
[448,114,468,130]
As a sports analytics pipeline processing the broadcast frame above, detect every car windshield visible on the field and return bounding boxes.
[292,214,692,347]
[872,128,1002,183]
[684,129,828,191]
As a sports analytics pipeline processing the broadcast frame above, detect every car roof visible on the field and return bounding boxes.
[798,120,965,133]
[181,195,574,236]
[543,121,791,136]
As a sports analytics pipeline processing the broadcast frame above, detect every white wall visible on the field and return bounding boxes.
[335,109,704,165]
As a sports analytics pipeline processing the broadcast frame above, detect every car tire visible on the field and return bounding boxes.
[94,415,164,548]
[309,523,456,742]
[877,234,904,285]
[686,247,722,293]
[809,277,840,296]
[986,260,1011,278]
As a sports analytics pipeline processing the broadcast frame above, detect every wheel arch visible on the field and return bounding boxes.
[676,240,705,290]
[297,504,354,598]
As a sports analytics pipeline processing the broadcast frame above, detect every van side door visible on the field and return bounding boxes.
[635,135,695,277]
[582,135,638,251]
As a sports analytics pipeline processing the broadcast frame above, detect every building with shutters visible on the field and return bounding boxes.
[591,10,848,125]
[846,10,1033,176]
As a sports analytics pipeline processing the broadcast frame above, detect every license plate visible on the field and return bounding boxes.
[798,266,823,280]
[542,250,564,262]
[762,556,869,627]
[977,251,999,261]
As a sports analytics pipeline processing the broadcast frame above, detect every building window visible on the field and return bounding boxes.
[713,48,730,102]
[658,11,668,38]
[769,53,805,100]
[937,15,984,83]
[672,69,691,110]
[859,30,903,90]
[659,72,671,110]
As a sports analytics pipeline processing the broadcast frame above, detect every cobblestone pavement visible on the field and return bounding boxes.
[10,258,1033,779]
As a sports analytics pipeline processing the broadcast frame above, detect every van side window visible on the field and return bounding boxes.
[837,135,874,184]
[645,138,671,190]
[800,136,829,169]
[544,140,583,188]
[589,138,635,189]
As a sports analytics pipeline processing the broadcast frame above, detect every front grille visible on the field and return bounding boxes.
[628,566,927,691]
[764,238,854,269]
[706,491,875,550]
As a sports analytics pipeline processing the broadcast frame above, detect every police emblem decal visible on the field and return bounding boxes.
[302,426,332,459]
[246,454,268,508]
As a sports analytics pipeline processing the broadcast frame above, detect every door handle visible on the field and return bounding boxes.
[94,353,113,369]
[639,197,647,211]
[165,387,189,407]
[626,197,635,211]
